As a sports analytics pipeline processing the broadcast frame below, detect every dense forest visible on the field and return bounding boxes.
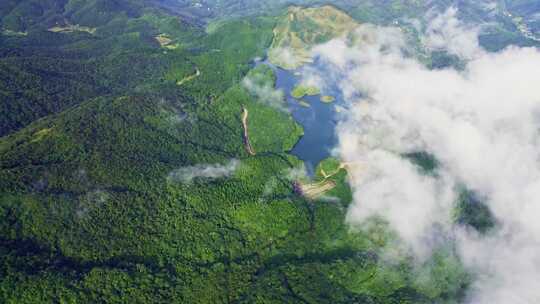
[0,0,537,303]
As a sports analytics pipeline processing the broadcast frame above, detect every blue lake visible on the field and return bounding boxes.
[267,62,344,175]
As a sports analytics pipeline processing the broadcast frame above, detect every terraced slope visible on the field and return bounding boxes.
[268,5,359,69]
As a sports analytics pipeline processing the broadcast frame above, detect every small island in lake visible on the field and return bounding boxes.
[291,85,321,99]
[320,95,335,103]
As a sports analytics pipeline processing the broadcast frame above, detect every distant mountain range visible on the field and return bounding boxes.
[3,1,539,42]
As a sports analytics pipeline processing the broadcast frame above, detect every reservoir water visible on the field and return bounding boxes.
[268,61,344,174]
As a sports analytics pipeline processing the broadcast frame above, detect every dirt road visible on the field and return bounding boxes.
[241,106,256,156]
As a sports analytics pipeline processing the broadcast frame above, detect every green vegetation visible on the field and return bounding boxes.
[0,1,203,137]
[348,0,425,25]
[313,158,352,205]
[404,151,439,175]
[455,189,497,233]
[291,85,321,99]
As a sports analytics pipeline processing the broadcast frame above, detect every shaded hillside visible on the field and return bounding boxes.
[0,0,202,137]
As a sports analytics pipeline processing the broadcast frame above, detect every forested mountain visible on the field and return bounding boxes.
[0,0,536,303]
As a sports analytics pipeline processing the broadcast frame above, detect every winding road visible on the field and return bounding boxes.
[177,68,201,86]
[241,106,256,156]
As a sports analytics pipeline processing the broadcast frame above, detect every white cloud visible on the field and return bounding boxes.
[284,164,308,181]
[168,159,240,183]
[480,1,499,12]
[423,7,484,59]
[345,149,455,259]
[313,17,540,303]
[312,24,405,71]
[242,73,287,111]
[297,66,326,90]
[268,46,302,69]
